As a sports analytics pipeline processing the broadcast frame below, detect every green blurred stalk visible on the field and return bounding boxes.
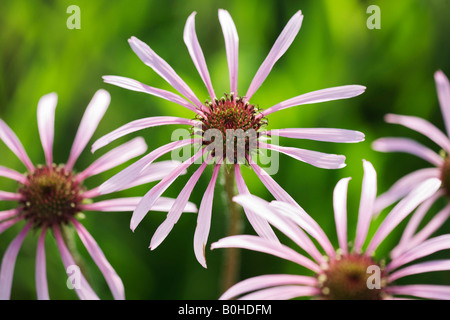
[221,166,243,293]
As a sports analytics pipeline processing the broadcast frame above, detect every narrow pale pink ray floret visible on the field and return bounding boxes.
[211,160,450,300]
[94,9,366,267]
[0,90,196,300]
[372,70,450,258]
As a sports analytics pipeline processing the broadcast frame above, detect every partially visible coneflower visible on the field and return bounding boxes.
[93,9,365,289]
[0,90,196,300]
[372,70,450,258]
[212,160,450,300]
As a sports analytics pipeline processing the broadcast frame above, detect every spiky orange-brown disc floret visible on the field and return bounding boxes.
[196,93,267,162]
[318,253,387,300]
[18,164,84,227]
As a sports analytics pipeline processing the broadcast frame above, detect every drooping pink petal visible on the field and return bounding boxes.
[0,217,23,234]
[403,190,444,241]
[210,234,321,273]
[372,137,443,167]
[102,76,202,114]
[248,159,300,209]
[184,12,216,99]
[219,274,317,300]
[250,158,337,255]
[233,195,325,265]
[37,92,57,166]
[333,177,350,255]
[387,234,450,272]
[366,178,442,255]
[392,205,450,257]
[53,225,99,300]
[373,168,441,215]
[80,197,147,212]
[245,11,303,100]
[234,165,278,243]
[150,158,210,251]
[80,187,102,199]
[71,219,124,300]
[120,160,185,191]
[269,201,335,258]
[238,285,319,300]
[130,148,206,231]
[0,191,22,201]
[152,197,197,213]
[434,70,450,136]
[81,196,196,213]
[0,166,27,184]
[262,85,366,117]
[97,139,199,195]
[259,142,346,169]
[354,160,377,253]
[77,137,147,181]
[218,9,239,94]
[35,227,49,300]
[194,163,221,268]
[388,260,450,282]
[0,209,19,223]
[66,89,110,170]
[265,128,365,143]
[91,116,195,154]
[0,119,34,171]
[0,222,31,299]
[387,285,450,300]
[391,191,443,259]
[385,113,450,152]
[128,36,204,109]
[403,204,450,252]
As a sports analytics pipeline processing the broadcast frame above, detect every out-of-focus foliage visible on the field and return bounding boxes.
[0,0,449,299]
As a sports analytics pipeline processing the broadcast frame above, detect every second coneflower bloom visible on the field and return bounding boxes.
[0,90,195,300]
[212,161,450,300]
[373,70,450,258]
[93,9,366,267]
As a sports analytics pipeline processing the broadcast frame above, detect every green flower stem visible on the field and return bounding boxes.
[221,166,243,292]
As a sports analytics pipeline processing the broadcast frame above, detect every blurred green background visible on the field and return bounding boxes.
[1,0,450,300]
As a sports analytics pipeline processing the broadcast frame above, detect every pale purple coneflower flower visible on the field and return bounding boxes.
[372,70,450,259]
[0,90,196,300]
[212,160,450,300]
[92,10,366,267]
